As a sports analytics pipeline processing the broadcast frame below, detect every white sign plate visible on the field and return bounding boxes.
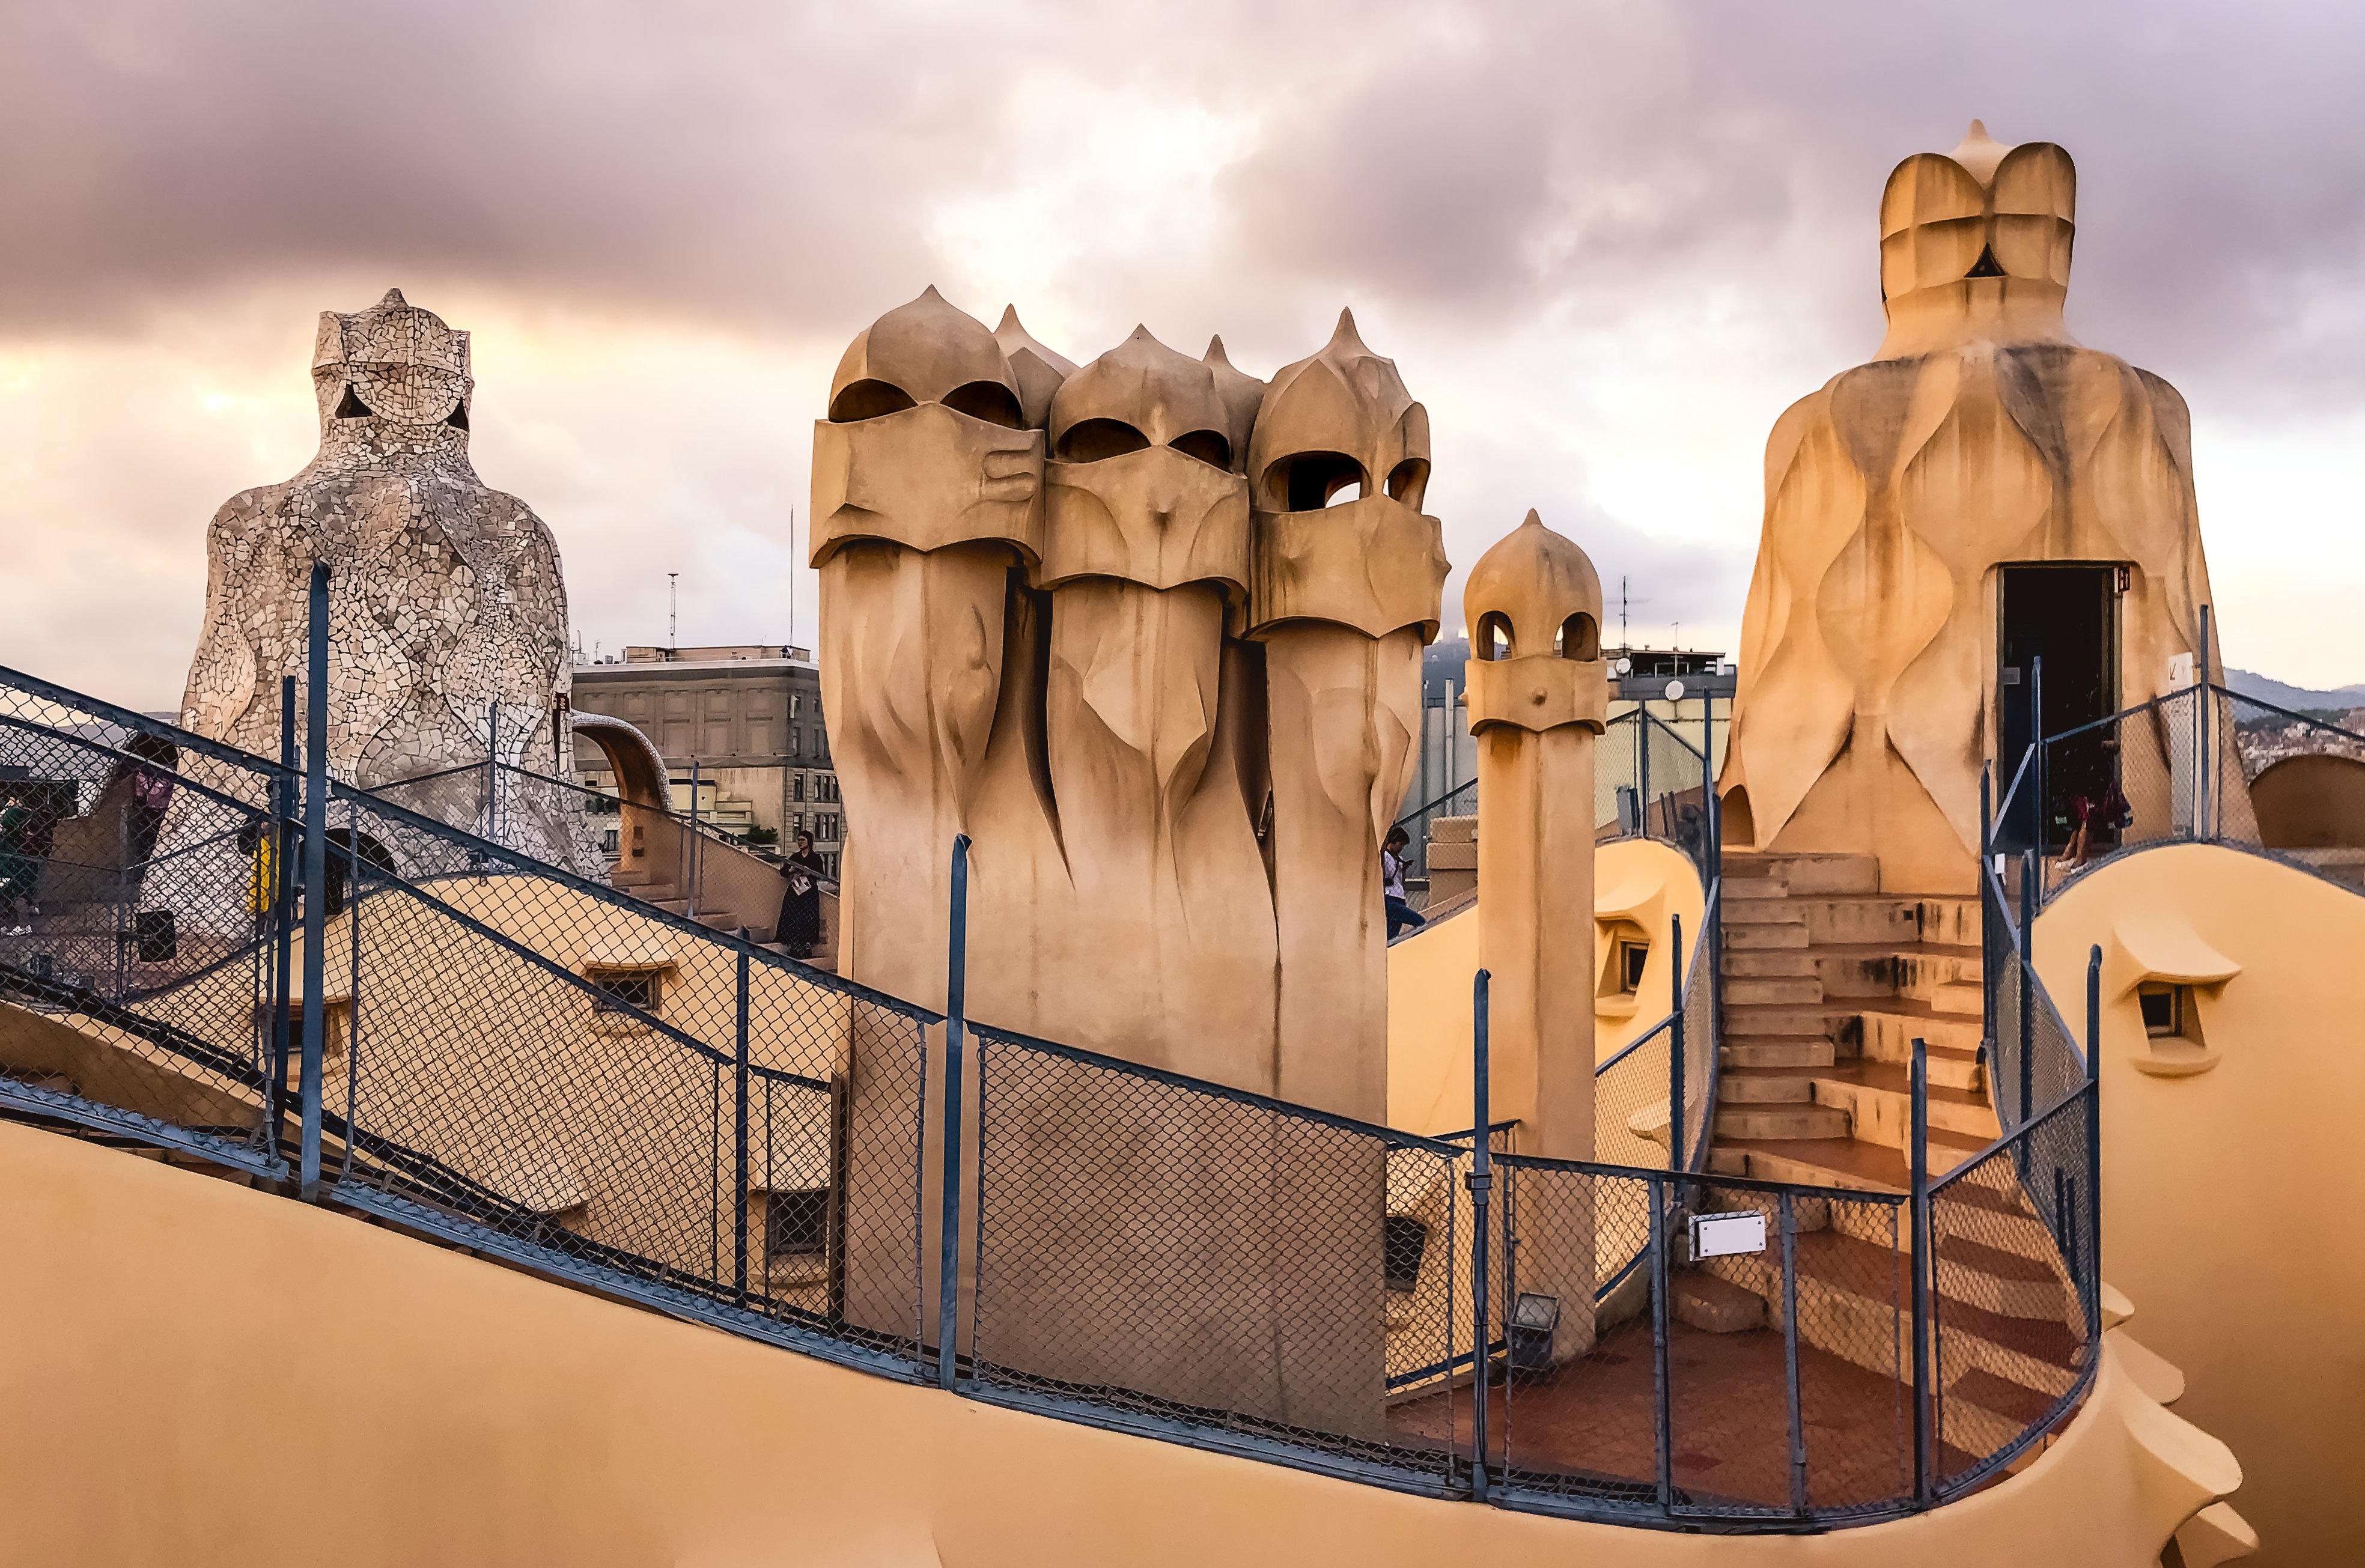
[1690,1210,1768,1259]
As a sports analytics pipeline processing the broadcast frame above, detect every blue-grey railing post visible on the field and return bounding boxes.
[2197,604,2212,841]
[687,755,702,920]
[1668,911,1686,1174]
[1637,708,1651,836]
[298,562,330,1202]
[937,833,972,1393]
[1780,1189,1806,1515]
[1649,1170,1673,1509]
[269,675,297,1138]
[2018,848,2036,1134]
[1909,1035,1932,1504]
[1469,967,1493,1501]
[486,699,501,845]
[2030,654,2045,872]
[2086,941,2104,1337]
[1979,765,1996,1081]
[342,794,362,1181]
[734,947,751,1308]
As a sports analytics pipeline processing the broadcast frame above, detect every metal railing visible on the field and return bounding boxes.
[1995,672,2365,912]
[1390,707,1719,914]
[0,649,2099,1533]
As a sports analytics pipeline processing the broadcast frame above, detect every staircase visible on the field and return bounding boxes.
[1674,850,2083,1459]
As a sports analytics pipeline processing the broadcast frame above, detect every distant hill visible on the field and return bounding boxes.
[2225,668,2365,713]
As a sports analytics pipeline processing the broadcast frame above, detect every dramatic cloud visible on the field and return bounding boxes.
[4,0,2363,707]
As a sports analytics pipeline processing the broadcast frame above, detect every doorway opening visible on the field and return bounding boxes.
[1997,565,2119,853]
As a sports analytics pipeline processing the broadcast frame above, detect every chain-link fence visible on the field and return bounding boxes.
[320,786,936,1372]
[962,1023,1473,1489]
[2007,684,2365,908]
[0,664,292,1176]
[4,658,2109,1532]
[1928,1083,2097,1496]
[1389,709,1719,922]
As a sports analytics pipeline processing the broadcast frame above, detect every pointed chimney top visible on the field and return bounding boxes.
[1949,119,2010,184]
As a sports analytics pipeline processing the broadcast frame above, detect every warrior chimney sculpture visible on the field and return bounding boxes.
[813,293,1447,1123]
[177,288,575,857]
[1720,123,2224,892]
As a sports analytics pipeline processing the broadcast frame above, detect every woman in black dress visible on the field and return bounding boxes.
[776,831,827,959]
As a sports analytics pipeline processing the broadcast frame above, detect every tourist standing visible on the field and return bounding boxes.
[1383,825,1425,939]
[777,830,827,959]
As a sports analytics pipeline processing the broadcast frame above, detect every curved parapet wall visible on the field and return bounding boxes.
[2035,842,2364,1564]
[0,1118,2245,1567]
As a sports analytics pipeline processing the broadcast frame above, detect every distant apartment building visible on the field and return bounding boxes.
[569,645,843,875]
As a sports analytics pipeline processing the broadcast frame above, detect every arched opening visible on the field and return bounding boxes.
[942,380,1025,429]
[1170,429,1231,470]
[1475,612,1515,662]
[333,384,371,419]
[1266,451,1367,512]
[1556,612,1599,661]
[1385,457,1430,510]
[827,379,916,423]
[1720,786,1756,851]
[1056,418,1149,463]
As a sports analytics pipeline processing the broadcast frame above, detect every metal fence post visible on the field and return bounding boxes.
[1649,1171,1673,1510]
[1979,765,1996,1080]
[270,676,297,1140]
[1780,1190,1806,1515]
[2031,654,2045,869]
[1668,911,1686,1174]
[937,833,971,1393]
[2018,848,2036,1134]
[734,947,751,1308]
[2086,942,2104,1336]
[298,562,330,1202]
[687,755,702,920]
[2188,603,2209,840]
[1910,1036,1932,1504]
[1469,967,1493,1502]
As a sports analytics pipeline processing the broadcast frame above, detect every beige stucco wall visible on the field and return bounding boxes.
[1386,838,1702,1140]
[2034,843,2365,1566]
[0,1119,2238,1567]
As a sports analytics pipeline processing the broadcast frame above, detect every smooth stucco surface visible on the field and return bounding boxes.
[1386,837,1702,1139]
[0,1080,2235,1566]
[2035,843,2365,1566]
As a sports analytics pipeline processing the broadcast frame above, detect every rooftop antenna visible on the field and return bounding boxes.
[669,573,680,654]
[1621,576,1628,649]
[788,506,798,655]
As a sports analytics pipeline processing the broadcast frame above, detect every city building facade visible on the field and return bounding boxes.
[570,645,842,874]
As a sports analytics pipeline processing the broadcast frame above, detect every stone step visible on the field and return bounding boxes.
[1723,1003,1834,1037]
[1713,1067,1818,1104]
[1810,1060,1998,1142]
[1714,1102,1852,1141]
[653,899,692,916]
[1715,1127,1994,1195]
[1721,1037,1836,1069]
[1723,900,1807,928]
[1791,896,1980,948]
[1672,1269,1766,1334]
[1723,976,1824,1006]
[1936,1234,2070,1322]
[1848,1004,1984,1061]
[1700,1229,2080,1407]
[1721,852,1881,895]
[1804,943,1982,1000]
[1724,878,1793,902]
[1929,982,1984,1016]
[1723,948,1816,979]
[1723,921,1810,950]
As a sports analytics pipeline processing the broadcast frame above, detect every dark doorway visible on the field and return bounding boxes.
[1997,565,2119,852]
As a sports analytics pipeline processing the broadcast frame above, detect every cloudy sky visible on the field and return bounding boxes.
[4,1,2362,710]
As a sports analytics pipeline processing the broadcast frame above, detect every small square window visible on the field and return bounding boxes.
[2138,984,2185,1039]
[590,968,662,1015]
[1383,1215,1429,1293]
[766,1188,828,1262]
[1619,941,1650,994]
